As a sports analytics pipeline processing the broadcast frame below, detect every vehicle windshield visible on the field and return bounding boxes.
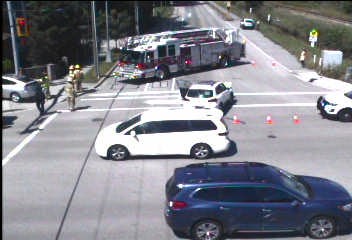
[119,50,145,64]
[345,90,352,99]
[187,89,213,98]
[272,166,309,199]
[116,114,141,133]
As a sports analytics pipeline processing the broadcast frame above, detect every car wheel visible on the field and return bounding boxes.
[191,220,223,240]
[191,143,212,159]
[108,145,129,161]
[337,109,352,122]
[10,92,21,102]
[306,216,336,239]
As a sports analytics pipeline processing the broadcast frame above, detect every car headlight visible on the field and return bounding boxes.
[338,203,352,212]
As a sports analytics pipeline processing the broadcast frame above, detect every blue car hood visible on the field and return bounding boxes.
[301,176,351,200]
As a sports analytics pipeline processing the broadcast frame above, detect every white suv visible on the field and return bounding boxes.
[317,90,352,122]
[182,80,235,111]
[95,108,231,161]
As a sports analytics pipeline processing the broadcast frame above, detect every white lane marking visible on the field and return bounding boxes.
[2,112,59,167]
[235,91,331,96]
[57,106,183,112]
[233,103,316,108]
[83,91,329,101]
[144,99,183,105]
[81,95,181,101]
[144,83,149,92]
[171,78,176,91]
[89,90,179,97]
[56,102,316,113]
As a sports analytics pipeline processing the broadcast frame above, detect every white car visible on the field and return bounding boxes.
[182,80,235,111]
[94,108,230,161]
[317,90,352,122]
[2,74,40,102]
[240,18,256,29]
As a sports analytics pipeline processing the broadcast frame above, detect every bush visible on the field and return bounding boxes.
[2,59,13,74]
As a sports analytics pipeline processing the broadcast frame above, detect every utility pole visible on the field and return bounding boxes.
[91,1,100,78]
[134,1,140,35]
[105,1,111,63]
[7,1,20,75]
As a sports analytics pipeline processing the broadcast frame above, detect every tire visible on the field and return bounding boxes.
[191,220,223,240]
[219,56,229,68]
[155,66,169,80]
[306,216,336,239]
[337,109,352,122]
[108,145,129,161]
[191,143,212,160]
[10,92,21,102]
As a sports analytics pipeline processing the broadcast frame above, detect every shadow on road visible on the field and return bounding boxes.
[2,116,18,129]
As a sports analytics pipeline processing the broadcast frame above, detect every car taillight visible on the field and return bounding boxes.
[169,201,187,210]
[136,63,147,70]
[208,98,217,102]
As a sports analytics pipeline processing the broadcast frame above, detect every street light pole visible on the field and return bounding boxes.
[105,1,111,63]
[91,1,100,78]
[135,1,140,35]
[6,1,20,75]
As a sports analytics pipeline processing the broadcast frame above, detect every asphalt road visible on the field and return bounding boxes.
[3,2,352,240]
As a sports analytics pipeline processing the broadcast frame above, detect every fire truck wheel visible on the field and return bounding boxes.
[220,56,229,68]
[155,66,169,80]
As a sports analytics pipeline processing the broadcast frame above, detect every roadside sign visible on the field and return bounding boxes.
[309,29,318,47]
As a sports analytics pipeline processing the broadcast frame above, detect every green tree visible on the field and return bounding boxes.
[24,1,90,66]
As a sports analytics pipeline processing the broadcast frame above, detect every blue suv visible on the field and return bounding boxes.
[164,162,352,240]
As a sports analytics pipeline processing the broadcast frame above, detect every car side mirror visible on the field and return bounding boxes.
[130,130,136,137]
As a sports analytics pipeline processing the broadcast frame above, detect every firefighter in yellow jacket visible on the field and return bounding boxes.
[64,78,75,111]
[73,64,83,92]
[40,71,51,99]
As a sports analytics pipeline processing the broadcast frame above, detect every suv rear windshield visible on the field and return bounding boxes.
[166,176,182,200]
[187,89,213,98]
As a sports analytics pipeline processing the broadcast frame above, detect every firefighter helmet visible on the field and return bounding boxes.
[75,64,81,69]
[69,65,74,70]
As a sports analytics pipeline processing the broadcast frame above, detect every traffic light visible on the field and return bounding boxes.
[16,17,29,37]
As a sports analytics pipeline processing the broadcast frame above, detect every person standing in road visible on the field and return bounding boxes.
[34,82,45,115]
[64,78,76,111]
[40,71,51,99]
[300,48,307,68]
[73,64,83,92]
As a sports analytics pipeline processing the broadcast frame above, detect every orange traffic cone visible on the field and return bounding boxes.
[266,115,274,124]
[293,114,300,124]
[272,61,276,67]
[233,115,240,124]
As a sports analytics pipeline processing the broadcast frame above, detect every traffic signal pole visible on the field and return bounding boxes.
[6,1,20,75]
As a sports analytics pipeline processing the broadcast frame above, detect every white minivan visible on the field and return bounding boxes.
[94,108,231,160]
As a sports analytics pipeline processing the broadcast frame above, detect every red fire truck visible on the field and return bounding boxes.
[114,27,246,80]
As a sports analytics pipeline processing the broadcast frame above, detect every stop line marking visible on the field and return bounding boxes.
[85,91,330,100]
